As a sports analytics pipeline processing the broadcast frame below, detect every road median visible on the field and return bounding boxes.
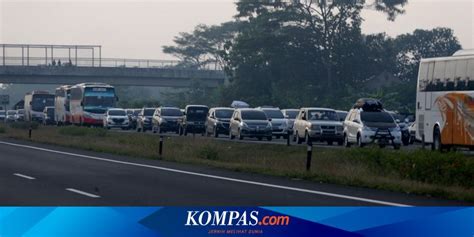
[1,124,473,202]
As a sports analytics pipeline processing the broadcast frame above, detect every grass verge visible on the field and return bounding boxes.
[2,125,474,202]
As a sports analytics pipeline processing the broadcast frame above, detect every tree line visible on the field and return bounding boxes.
[162,0,461,113]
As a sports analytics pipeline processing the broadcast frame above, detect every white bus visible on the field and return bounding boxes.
[69,83,117,126]
[24,91,55,122]
[416,50,474,151]
[54,85,71,125]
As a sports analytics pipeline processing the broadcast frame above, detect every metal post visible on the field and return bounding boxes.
[159,136,163,157]
[306,139,313,171]
[2,44,5,66]
[99,46,101,67]
[29,126,32,139]
[27,46,29,66]
[51,45,54,63]
[286,130,291,146]
[422,134,425,149]
[75,46,78,66]
[21,46,24,66]
[45,47,48,65]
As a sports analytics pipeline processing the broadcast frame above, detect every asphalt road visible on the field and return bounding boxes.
[0,138,470,206]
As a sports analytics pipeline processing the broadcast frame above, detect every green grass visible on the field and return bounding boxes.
[2,125,474,202]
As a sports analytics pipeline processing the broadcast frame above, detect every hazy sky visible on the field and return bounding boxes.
[1,0,472,60]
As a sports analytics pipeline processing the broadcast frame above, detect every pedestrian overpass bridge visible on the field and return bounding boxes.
[0,44,226,88]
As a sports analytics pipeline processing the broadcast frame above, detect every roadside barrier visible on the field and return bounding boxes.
[159,135,164,158]
[306,139,313,171]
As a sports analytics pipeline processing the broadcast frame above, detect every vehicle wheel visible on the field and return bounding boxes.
[432,126,442,152]
[296,132,302,144]
[136,126,141,132]
[393,144,401,150]
[292,133,297,142]
[357,134,365,148]
[344,134,351,148]
[229,130,235,140]
[178,126,183,136]
[327,141,333,146]
[214,128,219,138]
[238,129,243,140]
[152,126,157,133]
[267,136,272,141]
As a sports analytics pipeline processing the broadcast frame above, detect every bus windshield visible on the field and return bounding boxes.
[83,87,116,113]
[32,95,54,112]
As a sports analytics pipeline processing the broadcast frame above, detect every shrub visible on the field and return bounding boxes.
[58,126,108,137]
[198,145,220,160]
[9,122,39,130]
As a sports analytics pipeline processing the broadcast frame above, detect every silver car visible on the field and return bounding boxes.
[258,107,289,139]
[282,109,299,134]
[229,109,272,141]
[343,99,401,149]
[293,108,344,145]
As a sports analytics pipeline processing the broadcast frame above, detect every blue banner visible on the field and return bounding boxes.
[0,207,472,237]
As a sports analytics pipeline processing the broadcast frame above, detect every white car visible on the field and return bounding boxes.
[343,99,402,149]
[103,108,130,130]
[293,108,344,145]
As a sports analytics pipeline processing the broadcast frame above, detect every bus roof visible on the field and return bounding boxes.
[25,90,52,95]
[420,54,474,63]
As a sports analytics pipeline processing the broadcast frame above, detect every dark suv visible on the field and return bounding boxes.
[178,105,209,136]
[205,107,234,137]
[136,108,156,132]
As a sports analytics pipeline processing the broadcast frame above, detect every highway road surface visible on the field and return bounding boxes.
[0,138,469,206]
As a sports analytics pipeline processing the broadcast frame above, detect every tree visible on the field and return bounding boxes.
[395,27,462,82]
[163,22,241,69]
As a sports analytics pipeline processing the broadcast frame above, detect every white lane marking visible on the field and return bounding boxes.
[13,173,36,180]
[0,140,410,207]
[66,188,101,198]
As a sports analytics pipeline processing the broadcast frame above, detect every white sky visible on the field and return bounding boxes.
[1,0,472,60]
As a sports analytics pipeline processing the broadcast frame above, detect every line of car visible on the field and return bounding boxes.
[0,109,25,123]
[97,98,415,149]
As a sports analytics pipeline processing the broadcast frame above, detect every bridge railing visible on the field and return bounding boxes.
[1,56,222,70]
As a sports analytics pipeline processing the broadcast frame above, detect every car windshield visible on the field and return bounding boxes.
[284,110,299,119]
[241,110,267,120]
[18,110,24,114]
[187,107,209,121]
[262,109,284,119]
[162,108,182,116]
[7,111,16,115]
[215,109,234,119]
[307,110,338,121]
[144,109,155,116]
[109,110,126,116]
[361,112,395,123]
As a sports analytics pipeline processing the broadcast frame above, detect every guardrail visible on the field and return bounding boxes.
[0,57,221,70]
